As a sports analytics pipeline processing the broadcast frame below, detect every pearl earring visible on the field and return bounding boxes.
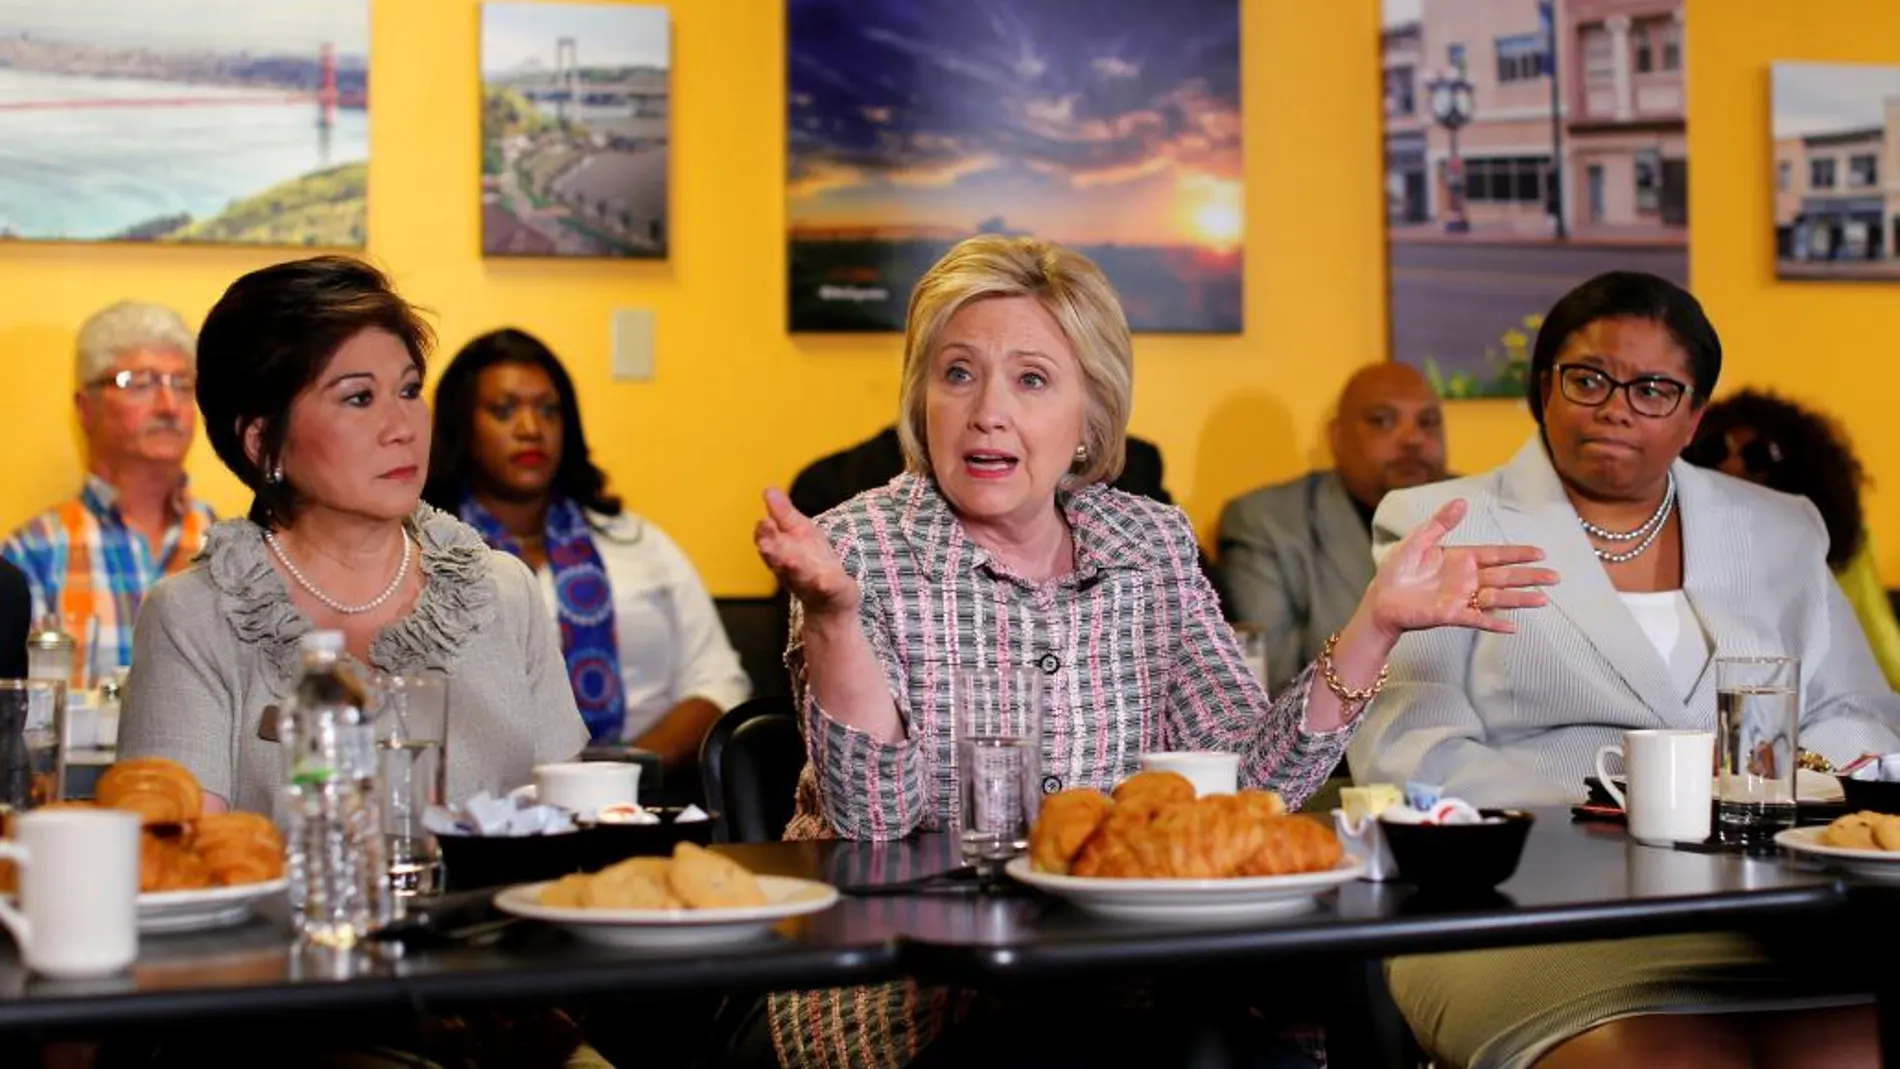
[269,461,284,485]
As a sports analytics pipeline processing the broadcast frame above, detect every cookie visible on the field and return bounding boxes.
[539,873,594,908]
[589,857,685,910]
[666,842,767,909]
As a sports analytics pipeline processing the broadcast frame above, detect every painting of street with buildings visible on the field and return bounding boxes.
[786,0,1243,333]
[0,0,368,246]
[481,3,668,258]
[1383,0,1688,399]
[1773,62,1900,281]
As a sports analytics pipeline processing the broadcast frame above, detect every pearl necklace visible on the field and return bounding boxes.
[1580,473,1676,565]
[264,528,413,616]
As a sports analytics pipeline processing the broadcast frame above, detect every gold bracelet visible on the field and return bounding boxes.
[1319,631,1389,705]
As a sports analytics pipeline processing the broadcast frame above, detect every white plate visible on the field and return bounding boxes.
[1775,826,1900,881]
[1004,855,1365,924]
[139,879,287,934]
[493,875,839,948]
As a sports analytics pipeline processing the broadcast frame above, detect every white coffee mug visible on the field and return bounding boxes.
[525,762,640,818]
[0,808,140,978]
[1595,729,1714,847]
[1138,751,1240,797]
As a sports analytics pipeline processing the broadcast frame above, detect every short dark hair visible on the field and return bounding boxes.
[421,328,621,518]
[196,256,435,529]
[1685,388,1866,569]
[1527,271,1721,424]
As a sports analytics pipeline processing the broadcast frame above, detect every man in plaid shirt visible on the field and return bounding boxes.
[2,301,215,683]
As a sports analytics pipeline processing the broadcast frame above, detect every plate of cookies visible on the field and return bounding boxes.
[1775,812,1900,881]
[1006,771,1364,923]
[492,842,838,948]
[93,757,288,933]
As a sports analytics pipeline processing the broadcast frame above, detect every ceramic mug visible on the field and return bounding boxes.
[1138,751,1241,797]
[1596,729,1715,846]
[519,762,640,819]
[0,808,140,977]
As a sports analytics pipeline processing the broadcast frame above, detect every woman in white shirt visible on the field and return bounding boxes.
[424,329,751,774]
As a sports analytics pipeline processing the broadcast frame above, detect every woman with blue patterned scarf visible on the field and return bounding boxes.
[424,329,751,775]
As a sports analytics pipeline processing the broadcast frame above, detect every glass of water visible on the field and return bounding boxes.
[369,673,447,897]
[952,666,1044,873]
[1715,655,1800,846]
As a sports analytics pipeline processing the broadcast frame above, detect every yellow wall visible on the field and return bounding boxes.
[0,0,1895,595]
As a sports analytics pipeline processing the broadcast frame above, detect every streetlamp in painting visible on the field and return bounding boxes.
[1427,69,1476,234]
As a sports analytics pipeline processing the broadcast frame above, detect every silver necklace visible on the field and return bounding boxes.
[264,528,413,616]
[1579,471,1675,541]
[1581,475,1676,564]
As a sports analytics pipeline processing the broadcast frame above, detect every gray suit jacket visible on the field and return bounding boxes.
[1348,435,1900,806]
[1218,471,1373,693]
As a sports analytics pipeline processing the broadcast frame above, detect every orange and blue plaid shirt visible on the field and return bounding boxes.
[0,476,214,677]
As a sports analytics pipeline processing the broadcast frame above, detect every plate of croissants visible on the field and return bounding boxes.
[78,757,287,933]
[1006,770,1363,923]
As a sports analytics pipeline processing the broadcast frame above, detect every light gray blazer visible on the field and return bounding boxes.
[1217,471,1373,693]
[1348,435,1900,806]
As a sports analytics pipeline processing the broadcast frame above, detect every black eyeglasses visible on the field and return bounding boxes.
[1554,363,1690,418]
[90,369,196,398]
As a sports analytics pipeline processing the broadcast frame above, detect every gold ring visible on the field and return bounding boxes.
[1468,588,1484,611]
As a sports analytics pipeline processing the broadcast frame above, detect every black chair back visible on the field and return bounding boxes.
[700,696,805,843]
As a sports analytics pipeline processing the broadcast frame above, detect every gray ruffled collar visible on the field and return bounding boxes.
[198,503,497,686]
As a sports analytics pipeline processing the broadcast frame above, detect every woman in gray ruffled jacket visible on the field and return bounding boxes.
[121,256,587,814]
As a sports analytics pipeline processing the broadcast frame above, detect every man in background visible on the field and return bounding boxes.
[2,301,215,680]
[1218,363,1447,694]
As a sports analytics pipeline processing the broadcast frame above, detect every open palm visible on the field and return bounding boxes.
[1369,499,1557,637]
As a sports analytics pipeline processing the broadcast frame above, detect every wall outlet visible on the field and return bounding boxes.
[611,308,655,382]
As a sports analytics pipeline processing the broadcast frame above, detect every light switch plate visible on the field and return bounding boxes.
[610,308,655,382]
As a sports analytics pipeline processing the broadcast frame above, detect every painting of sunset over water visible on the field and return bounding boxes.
[786,0,1242,332]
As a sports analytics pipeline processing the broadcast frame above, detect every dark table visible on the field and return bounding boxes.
[0,810,1864,1061]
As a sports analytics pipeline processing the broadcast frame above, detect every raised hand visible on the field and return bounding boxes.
[755,488,860,618]
[1366,499,1558,638]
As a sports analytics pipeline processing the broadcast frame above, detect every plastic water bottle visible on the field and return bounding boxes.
[279,631,390,948]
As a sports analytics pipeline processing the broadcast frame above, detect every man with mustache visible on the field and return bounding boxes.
[1218,362,1448,694]
[2,301,215,682]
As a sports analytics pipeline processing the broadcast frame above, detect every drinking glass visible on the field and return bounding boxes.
[1231,623,1271,687]
[951,666,1044,872]
[0,680,67,896]
[369,673,447,897]
[1715,655,1799,846]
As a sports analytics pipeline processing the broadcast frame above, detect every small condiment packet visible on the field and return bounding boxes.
[596,803,661,826]
[423,791,578,837]
[1849,754,1900,782]
[674,804,710,824]
[1333,808,1399,881]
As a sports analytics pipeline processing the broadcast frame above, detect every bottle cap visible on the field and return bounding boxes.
[299,630,345,654]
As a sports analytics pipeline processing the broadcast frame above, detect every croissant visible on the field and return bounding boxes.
[1235,815,1344,877]
[1110,770,1196,818]
[1029,789,1114,874]
[97,756,203,826]
[192,812,285,886]
[140,828,212,892]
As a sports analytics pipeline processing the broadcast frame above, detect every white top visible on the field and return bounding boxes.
[1618,590,1708,699]
[536,511,752,742]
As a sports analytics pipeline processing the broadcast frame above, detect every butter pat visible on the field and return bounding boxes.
[1341,784,1402,824]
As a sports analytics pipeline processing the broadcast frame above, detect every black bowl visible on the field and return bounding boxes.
[1379,809,1534,893]
[1839,775,1900,815]
[434,807,720,892]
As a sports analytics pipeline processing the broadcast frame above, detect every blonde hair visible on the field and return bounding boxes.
[896,235,1133,486]
[74,300,196,389]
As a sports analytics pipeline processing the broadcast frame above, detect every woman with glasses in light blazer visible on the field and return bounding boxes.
[1352,272,1900,1069]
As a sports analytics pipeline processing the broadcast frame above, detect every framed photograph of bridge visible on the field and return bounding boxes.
[0,0,369,247]
[1381,0,1690,399]
[785,0,1243,333]
[1772,62,1900,281]
[480,3,670,259]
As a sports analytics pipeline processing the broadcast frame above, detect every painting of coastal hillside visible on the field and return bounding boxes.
[786,0,1243,332]
[481,3,669,259]
[0,0,369,247]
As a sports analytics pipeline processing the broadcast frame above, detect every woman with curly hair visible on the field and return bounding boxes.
[1686,387,1900,688]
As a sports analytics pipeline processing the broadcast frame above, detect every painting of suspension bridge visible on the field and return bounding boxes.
[0,0,369,247]
[481,3,669,259]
